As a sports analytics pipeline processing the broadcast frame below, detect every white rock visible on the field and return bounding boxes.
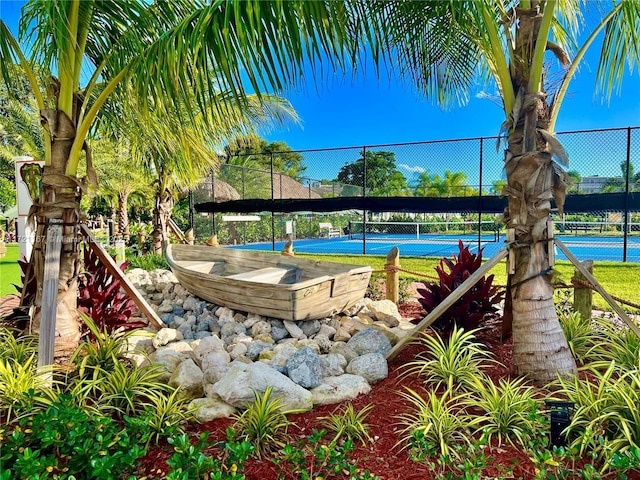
[149,348,190,382]
[201,351,231,384]
[153,328,183,348]
[283,320,306,339]
[211,361,313,411]
[365,299,402,325]
[169,358,204,398]
[188,397,237,423]
[311,375,371,405]
[193,335,226,359]
[228,343,248,359]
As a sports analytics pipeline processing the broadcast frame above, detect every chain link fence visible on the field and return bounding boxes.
[183,126,640,262]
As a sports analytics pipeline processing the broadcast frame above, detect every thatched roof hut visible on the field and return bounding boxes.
[271,173,321,200]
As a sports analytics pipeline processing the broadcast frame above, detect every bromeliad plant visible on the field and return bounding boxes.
[416,240,503,333]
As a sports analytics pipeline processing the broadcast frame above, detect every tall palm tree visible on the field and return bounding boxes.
[93,137,151,238]
[376,1,640,382]
[114,91,297,253]
[0,0,367,355]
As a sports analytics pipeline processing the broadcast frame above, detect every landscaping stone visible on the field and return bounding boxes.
[347,328,392,356]
[285,346,323,389]
[188,397,237,423]
[346,353,388,384]
[211,361,313,411]
[168,358,204,398]
[310,375,371,405]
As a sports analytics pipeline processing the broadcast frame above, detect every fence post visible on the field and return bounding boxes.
[385,246,400,304]
[623,127,631,262]
[573,260,593,320]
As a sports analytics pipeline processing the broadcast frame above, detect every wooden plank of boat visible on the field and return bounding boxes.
[226,267,297,284]
[165,243,372,321]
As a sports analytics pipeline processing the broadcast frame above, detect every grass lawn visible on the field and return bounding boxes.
[295,252,640,313]
[0,243,20,296]
[1,244,639,312]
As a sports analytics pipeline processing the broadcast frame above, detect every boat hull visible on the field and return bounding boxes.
[165,244,372,321]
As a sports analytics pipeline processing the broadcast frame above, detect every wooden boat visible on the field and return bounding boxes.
[165,243,373,321]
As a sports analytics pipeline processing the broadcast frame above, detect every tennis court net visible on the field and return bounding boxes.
[347,220,502,241]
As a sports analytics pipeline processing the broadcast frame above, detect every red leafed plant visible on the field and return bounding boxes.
[77,245,144,337]
[416,240,504,333]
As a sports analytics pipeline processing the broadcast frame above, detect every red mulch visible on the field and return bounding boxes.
[136,302,640,479]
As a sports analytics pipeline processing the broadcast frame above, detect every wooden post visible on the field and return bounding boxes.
[385,247,400,304]
[555,239,640,337]
[387,248,508,361]
[38,220,62,377]
[185,229,194,245]
[573,260,593,320]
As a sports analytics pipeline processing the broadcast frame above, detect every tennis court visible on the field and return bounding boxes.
[230,231,640,263]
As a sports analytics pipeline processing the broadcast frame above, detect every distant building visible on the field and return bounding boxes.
[578,175,622,194]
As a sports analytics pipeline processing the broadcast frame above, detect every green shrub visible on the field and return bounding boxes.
[0,394,146,479]
[465,376,541,448]
[320,403,374,445]
[272,429,379,480]
[127,252,168,270]
[166,430,253,480]
[403,325,494,391]
[232,387,302,459]
[396,388,478,460]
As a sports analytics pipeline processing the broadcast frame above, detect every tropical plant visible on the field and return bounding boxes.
[556,307,598,365]
[1,0,368,356]
[416,240,503,333]
[110,90,298,254]
[141,387,194,446]
[465,376,540,448]
[0,327,37,364]
[95,361,168,417]
[397,387,478,460]
[414,170,475,197]
[320,403,374,445]
[554,363,640,465]
[70,313,139,380]
[166,431,253,480]
[372,0,640,382]
[0,353,54,422]
[587,318,640,373]
[77,245,142,335]
[402,326,495,392]
[232,387,302,459]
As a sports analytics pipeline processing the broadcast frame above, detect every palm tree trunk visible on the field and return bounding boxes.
[504,104,577,383]
[152,188,173,254]
[117,191,130,240]
[23,110,82,357]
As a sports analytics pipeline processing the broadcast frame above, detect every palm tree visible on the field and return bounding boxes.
[376,1,640,382]
[0,1,366,355]
[92,138,151,239]
[113,91,297,253]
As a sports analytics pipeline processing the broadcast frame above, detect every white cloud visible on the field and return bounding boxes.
[399,164,426,173]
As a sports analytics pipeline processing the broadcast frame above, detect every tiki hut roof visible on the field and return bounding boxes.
[271,173,321,200]
[194,175,241,202]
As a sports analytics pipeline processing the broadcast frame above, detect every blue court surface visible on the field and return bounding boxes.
[229,233,640,263]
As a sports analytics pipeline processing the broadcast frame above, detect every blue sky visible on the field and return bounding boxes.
[2,1,640,181]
